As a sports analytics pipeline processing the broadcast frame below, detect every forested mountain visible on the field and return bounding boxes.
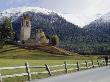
[0,7,84,53]
[84,12,110,55]
[0,7,110,55]
[13,12,91,54]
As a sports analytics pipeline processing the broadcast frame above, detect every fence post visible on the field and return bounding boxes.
[85,61,88,69]
[76,62,80,71]
[64,61,68,73]
[91,60,94,68]
[97,60,100,67]
[25,62,32,81]
[103,60,105,66]
[0,74,2,82]
[45,64,52,76]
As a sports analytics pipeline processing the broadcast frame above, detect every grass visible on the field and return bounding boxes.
[0,45,97,60]
[0,59,100,82]
[0,45,99,82]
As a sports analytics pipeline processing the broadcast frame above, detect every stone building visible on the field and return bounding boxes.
[35,28,48,45]
[24,28,48,46]
[20,15,31,41]
[20,15,48,46]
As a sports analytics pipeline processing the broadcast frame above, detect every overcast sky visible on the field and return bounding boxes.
[0,0,110,27]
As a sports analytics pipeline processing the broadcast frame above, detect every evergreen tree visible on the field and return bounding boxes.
[51,35,59,46]
[0,17,14,48]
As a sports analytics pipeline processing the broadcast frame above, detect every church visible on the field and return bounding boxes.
[20,15,48,46]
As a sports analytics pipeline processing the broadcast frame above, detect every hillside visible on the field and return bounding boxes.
[0,45,82,60]
[1,7,110,55]
[36,45,72,55]
[0,7,83,52]
[83,12,110,54]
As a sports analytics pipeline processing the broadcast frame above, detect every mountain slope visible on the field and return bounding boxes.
[0,7,84,52]
[83,12,110,54]
[0,7,58,18]
[0,45,79,59]
[84,12,110,42]
[1,7,110,55]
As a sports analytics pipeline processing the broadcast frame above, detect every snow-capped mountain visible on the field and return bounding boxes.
[0,6,80,42]
[84,12,110,29]
[1,6,102,27]
[0,7,68,23]
[1,7,89,53]
[0,7,57,17]
[84,12,110,43]
[98,12,110,22]
[0,6,73,28]
[1,6,110,54]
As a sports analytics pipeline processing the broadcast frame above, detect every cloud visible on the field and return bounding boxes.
[63,0,110,27]
[37,0,110,27]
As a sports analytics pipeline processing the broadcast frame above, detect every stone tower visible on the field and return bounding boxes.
[36,28,48,45]
[20,15,31,41]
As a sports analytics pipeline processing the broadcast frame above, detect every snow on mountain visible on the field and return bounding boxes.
[0,6,84,27]
[0,6,68,24]
[84,12,110,30]
[98,12,110,22]
[0,6,65,20]
[0,6,104,27]
[4,7,52,14]
[87,12,110,24]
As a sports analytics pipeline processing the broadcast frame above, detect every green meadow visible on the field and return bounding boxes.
[0,45,98,82]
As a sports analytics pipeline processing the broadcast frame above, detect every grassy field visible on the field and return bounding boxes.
[0,45,97,60]
[0,45,99,82]
[0,59,100,82]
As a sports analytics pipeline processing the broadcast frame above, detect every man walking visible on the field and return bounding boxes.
[104,56,109,66]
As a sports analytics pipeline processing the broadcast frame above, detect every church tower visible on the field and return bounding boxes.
[20,15,31,41]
